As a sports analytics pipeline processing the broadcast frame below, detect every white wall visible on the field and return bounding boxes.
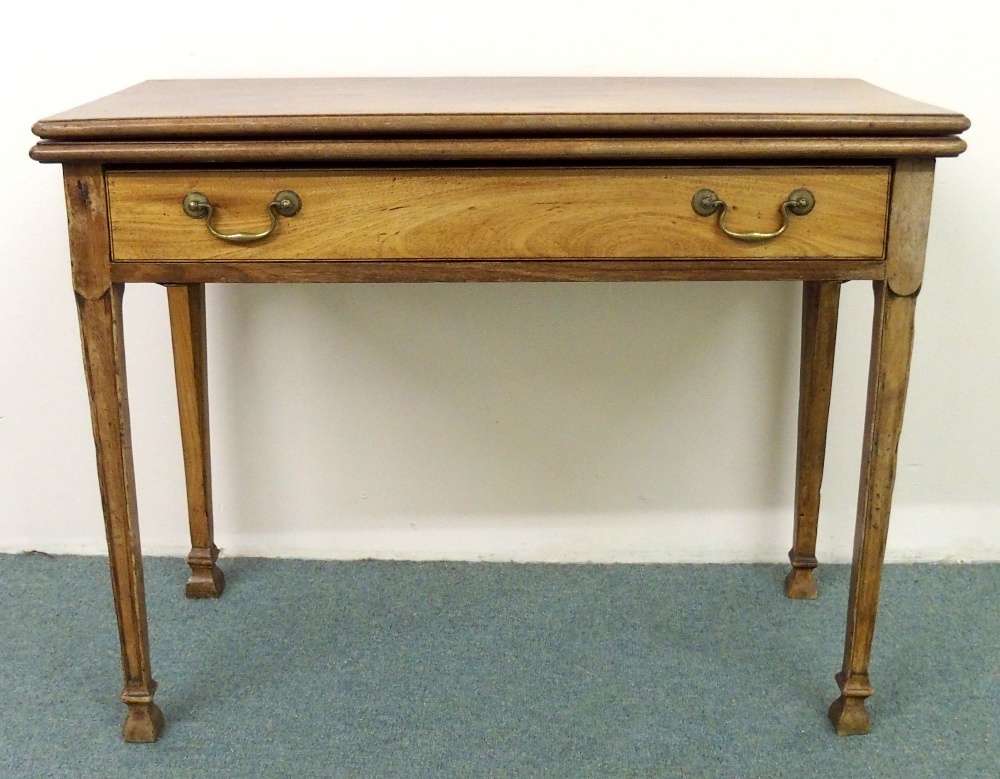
[2,1,998,562]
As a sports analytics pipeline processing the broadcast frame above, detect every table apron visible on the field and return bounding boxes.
[109,258,886,284]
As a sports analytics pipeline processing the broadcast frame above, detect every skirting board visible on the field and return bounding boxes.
[4,503,997,563]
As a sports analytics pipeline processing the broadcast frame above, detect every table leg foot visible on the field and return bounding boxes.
[828,694,870,736]
[784,567,818,600]
[185,545,225,599]
[167,284,223,600]
[123,702,164,743]
[788,281,841,604]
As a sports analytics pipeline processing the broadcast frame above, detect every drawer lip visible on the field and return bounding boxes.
[107,166,891,263]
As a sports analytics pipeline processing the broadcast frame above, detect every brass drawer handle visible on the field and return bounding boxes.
[182,190,302,243]
[692,188,815,243]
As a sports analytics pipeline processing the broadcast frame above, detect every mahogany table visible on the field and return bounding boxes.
[31,77,969,742]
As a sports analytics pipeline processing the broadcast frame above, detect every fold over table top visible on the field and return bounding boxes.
[31,78,969,163]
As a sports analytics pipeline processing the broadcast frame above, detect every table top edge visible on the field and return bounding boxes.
[32,77,970,143]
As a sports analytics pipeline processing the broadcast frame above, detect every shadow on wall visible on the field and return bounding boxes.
[206,281,805,532]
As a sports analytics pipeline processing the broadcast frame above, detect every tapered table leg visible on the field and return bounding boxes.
[829,282,918,735]
[786,281,842,599]
[166,283,225,598]
[77,285,163,742]
[65,165,163,742]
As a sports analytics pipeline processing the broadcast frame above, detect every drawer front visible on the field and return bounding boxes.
[107,167,889,262]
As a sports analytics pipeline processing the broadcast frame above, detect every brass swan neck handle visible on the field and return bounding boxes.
[692,188,815,243]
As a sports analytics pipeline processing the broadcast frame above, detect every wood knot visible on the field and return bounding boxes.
[74,178,90,207]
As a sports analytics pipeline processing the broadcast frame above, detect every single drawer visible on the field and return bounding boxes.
[107,167,890,262]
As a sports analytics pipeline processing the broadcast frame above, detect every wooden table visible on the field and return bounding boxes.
[31,78,969,742]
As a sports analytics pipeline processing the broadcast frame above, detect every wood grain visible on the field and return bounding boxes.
[829,282,918,736]
[786,281,842,600]
[32,78,970,140]
[166,284,224,599]
[107,167,890,262]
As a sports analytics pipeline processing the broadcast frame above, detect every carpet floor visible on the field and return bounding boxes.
[1,555,997,778]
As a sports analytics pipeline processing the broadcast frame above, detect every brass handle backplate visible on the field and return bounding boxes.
[692,188,815,243]
[182,190,302,243]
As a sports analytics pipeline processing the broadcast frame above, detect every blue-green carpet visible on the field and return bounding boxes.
[1,555,997,778]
